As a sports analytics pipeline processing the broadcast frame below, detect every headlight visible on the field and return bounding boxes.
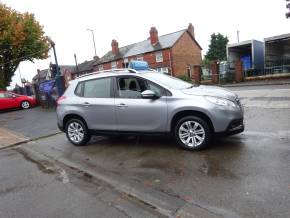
[205,96,237,108]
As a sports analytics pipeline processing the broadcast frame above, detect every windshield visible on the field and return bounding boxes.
[143,73,192,90]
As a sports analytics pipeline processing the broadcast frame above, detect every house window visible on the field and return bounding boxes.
[155,51,163,63]
[111,61,117,69]
[123,58,129,68]
[98,64,104,71]
[187,67,191,78]
[156,67,168,74]
[136,55,143,61]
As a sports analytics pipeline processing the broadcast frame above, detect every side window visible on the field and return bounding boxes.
[75,82,83,97]
[0,93,5,98]
[117,77,147,99]
[117,77,165,98]
[83,77,111,98]
[147,81,165,97]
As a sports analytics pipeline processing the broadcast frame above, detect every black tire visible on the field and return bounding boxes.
[65,118,91,146]
[21,101,30,109]
[174,116,212,150]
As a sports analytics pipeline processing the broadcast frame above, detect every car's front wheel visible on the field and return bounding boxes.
[65,119,91,146]
[174,116,211,150]
[21,101,30,109]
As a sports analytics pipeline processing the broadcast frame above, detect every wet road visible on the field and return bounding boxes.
[0,84,289,217]
[0,148,163,218]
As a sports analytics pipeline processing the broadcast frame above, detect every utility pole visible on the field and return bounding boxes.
[86,29,97,57]
[48,38,63,96]
[286,0,290,18]
[237,30,240,43]
[74,54,79,74]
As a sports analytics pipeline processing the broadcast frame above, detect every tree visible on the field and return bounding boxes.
[0,3,50,88]
[205,33,229,62]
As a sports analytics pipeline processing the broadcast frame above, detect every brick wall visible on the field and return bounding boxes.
[94,49,172,73]
[171,32,202,77]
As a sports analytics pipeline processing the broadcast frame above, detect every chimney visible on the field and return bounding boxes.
[111,39,119,55]
[149,27,158,45]
[187,23,195,38]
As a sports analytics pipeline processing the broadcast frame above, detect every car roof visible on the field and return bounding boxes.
[74,69,155,83]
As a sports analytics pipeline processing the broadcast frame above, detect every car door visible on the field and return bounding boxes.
[78,77,116,131]
[0,92,17,109]
[114,75,168,132]
[0,93,9,110]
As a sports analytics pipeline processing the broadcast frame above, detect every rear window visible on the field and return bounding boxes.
[75,82,83,96]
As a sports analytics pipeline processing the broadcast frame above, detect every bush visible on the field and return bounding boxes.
[177,74,192,82]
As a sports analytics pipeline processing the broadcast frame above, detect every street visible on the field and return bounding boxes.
[0,84,289,218]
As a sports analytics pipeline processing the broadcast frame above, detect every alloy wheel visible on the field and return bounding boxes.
[178,121,205,147]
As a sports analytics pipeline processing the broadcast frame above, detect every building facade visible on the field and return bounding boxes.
[74,23,202,78]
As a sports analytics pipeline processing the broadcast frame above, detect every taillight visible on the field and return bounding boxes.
[56,96,66,107]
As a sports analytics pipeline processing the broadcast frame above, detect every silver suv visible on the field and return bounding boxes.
[56,69,244,150]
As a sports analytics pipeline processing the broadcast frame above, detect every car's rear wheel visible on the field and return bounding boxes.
[65,118,91,146]
[174,116,211,150]
[21,101,30,109]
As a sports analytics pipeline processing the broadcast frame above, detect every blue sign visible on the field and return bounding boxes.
[39,80,55,94]
[128,61,149,71]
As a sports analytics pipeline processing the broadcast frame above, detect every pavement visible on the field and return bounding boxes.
[0,84,289,218]
[221,78,290,88]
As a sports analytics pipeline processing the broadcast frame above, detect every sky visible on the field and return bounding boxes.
[2,0,289,87]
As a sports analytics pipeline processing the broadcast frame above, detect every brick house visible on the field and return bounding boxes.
[74,23,202,78]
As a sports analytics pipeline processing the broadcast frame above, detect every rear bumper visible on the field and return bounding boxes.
[215,119,244,137]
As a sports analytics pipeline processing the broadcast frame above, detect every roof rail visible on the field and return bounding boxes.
[76,67,157,79]
[76,68,128,78]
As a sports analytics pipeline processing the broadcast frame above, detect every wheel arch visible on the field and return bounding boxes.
[63,114,88,130]
[170,110,214,133]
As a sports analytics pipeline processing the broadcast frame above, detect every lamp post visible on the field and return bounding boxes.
[74,53,79,74]
[48,38,63,96]
[86,28,97,57]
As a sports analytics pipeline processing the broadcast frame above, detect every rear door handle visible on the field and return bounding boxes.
[117,103,128,108]
[82,102,91,107]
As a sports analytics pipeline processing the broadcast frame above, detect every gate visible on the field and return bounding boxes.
[219,61,235,84]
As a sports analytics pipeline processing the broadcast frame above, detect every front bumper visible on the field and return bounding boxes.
[215,118,244,136]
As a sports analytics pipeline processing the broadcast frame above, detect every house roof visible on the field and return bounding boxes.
[97,29,202,65]
[32,65,76,81]
[264,33,290,43]
[32,69,49,81]
[77,60,95,73]
[75,28,202,72]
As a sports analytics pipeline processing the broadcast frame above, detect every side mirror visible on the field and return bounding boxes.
[141,90,159,99]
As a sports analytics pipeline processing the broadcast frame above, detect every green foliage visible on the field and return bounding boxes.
[202,57,211,67]
[205,33,229,62]
[0,3,50,88]
[177,74,192,82]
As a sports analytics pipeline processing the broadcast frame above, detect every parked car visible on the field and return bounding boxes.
[56,67,244,150]
[0,91,37,110]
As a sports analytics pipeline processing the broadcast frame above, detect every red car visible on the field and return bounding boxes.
[0,91,37,110]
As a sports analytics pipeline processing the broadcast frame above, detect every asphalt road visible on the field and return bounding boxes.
[0,148,163,218]
[0,84,289,217]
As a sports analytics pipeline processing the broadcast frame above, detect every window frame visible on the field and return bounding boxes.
[111,61,117,69]
[155,51,163,63]
[113,75,170,99]
[136,55,143,61]
[98,64,104,71]
[74,77,114,98]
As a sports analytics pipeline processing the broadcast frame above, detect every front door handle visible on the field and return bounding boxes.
[82,102,91,107]
[117,103,128,108]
